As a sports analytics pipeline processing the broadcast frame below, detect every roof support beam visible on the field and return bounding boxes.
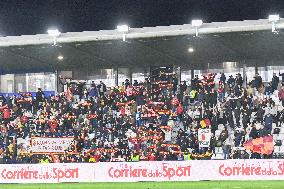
[0,19,283,47]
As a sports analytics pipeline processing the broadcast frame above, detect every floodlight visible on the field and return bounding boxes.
[188,47,194,53]
[268,14,280,33]
[57,55,64,60]
[47,29,61,45]
[269,14,280,22]
[117,25,130,33]
[47,29,61,37]
[191,20,203,27]
[117,24,130,41]
[191,20,203,37]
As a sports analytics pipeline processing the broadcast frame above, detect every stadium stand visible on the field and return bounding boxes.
[0,69,284,164]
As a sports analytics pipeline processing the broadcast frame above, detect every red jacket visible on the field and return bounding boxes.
[2,108,10,119]
[177,105,183,115]
[21,116,28,124]
[148,154,156,161]
[171,98,180,106]
[120,107,125,116]
[48,119,59,133]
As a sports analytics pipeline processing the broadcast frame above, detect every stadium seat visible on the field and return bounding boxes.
[278,133,284,139]
[280,146,284,152]
[212,153,224,160]
[278,153,284,159]
[280,127,284,134]
[273,134,279,140]
[215,147,223,154]
[213,147,224,159]
[274,128,280,134]
[275,140,282,146]
[274,146,280,153]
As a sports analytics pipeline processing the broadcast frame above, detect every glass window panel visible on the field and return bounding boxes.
[27,72,55,92]
[0,74,14,93]
[246,67,256,83]
[14,74,27,92]
[87,69,115,87]
[266,66,284,82]
[118,68,130,85]
[181,69,191,84]
[7,80,13,93]
[132,67,149,84]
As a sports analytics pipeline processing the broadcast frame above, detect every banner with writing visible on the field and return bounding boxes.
[198,129,211,148]
[31,137,74,153]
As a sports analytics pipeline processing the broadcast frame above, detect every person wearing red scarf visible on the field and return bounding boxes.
[48,119,59,133]
[177,104,184,115]
[0,105,10,125]
[148,153,156,161]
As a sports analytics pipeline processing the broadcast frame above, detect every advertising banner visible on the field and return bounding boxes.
[0,164,93,183]
[1,160,284,183]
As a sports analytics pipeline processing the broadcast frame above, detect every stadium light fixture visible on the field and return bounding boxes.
[188,47,194,53]
[47,29,61,45]
[117,25,129,32]
[269,14,280,22]
[191,20,203,27]
[268,14,280,33]
[57,55,64,60]
[191,20,203,37]
[117,24,130,41]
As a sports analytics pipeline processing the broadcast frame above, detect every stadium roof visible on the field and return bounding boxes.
[1,18,284,74]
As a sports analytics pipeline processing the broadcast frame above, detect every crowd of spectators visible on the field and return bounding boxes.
[0,70,284,164]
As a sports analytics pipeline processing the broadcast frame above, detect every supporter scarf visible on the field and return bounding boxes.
[87,114,97,119]
[161,144,180,148]
[160,126,172,130]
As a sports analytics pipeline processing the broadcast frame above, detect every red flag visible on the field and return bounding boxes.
[244,136,273,155]
[243,141,253,150]
[263,136,273,142]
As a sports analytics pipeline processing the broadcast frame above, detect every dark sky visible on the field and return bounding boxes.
[0,0,283,36]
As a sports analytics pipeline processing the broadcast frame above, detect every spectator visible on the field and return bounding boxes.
[279,86,284,106]
[180,81,187,94]
[235,73,243,86]
[97,81,107,97]
[254,73,263,89]
[220,73,226,84]
[0,70,282,163]
[272,73,279,92]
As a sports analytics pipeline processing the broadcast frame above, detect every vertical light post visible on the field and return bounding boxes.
[47,29,61,45]
[191,20,203,37]
[269,14,280,33]
[117,24,130,42]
